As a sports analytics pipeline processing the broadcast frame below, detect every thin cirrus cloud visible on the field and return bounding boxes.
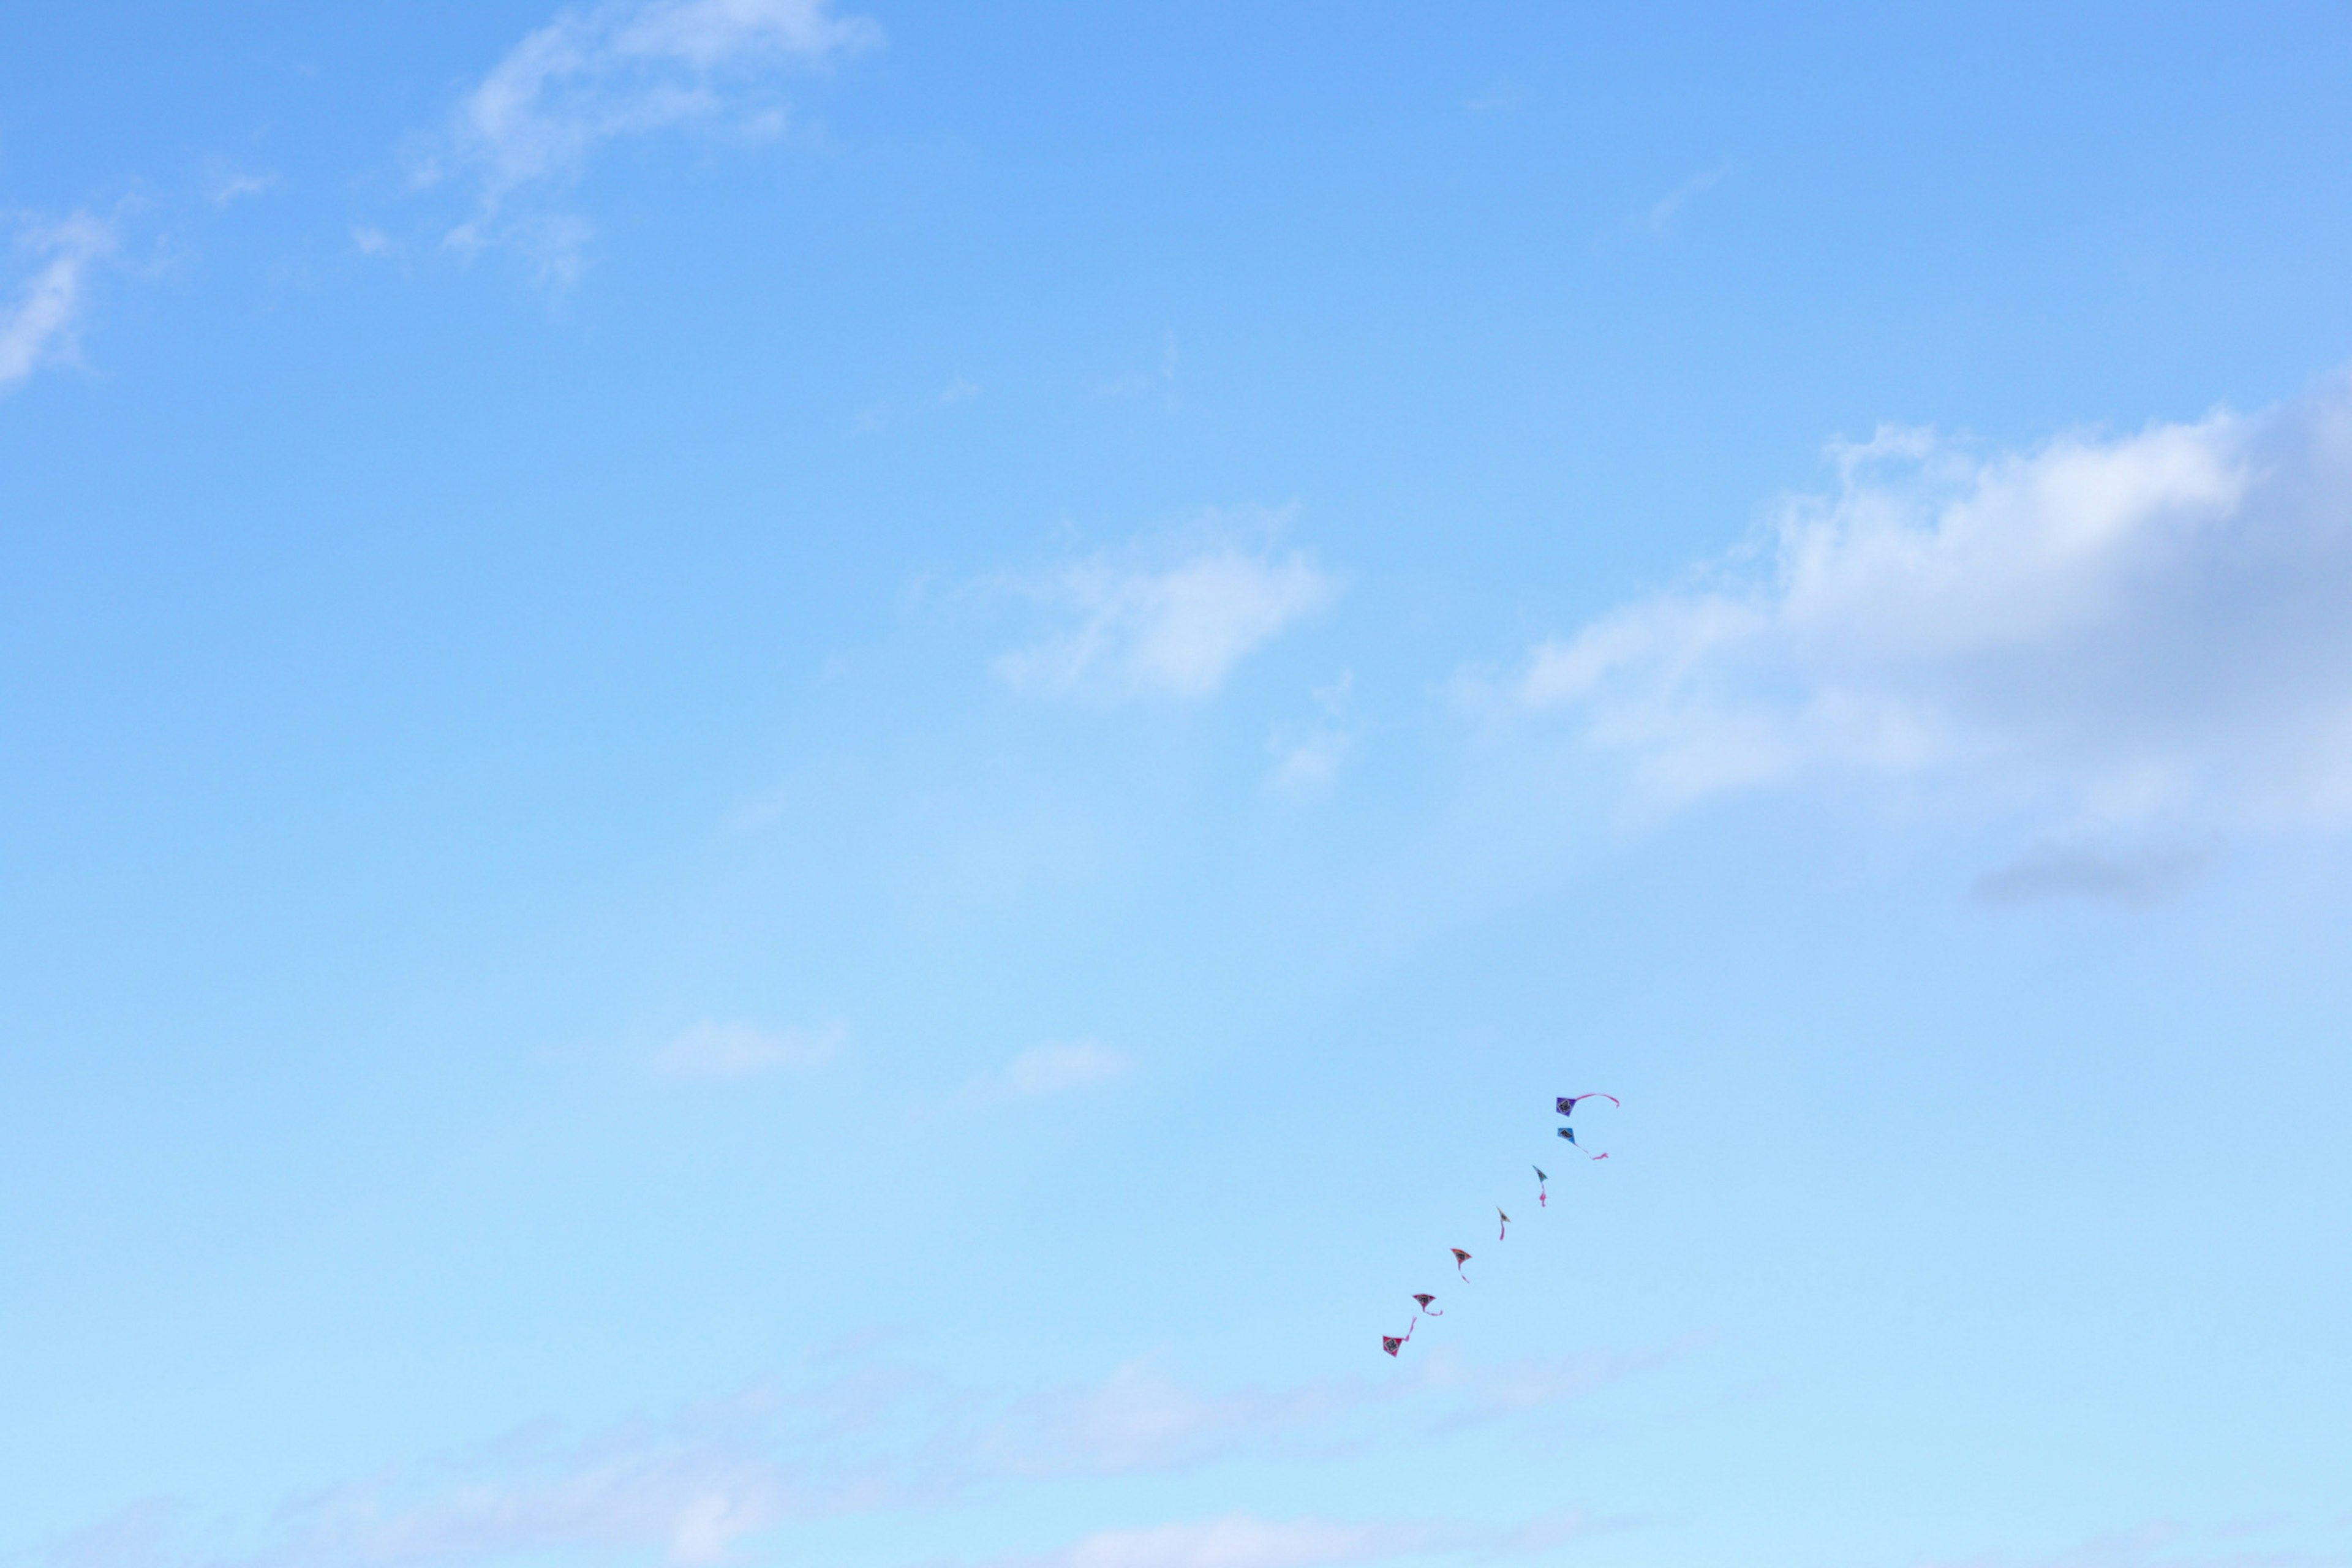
[980,1510,1605,1568]
[1,213,111,393]
[1646,162,1731,232]
[997,529,1340,701]
[946,1041,1131,1112]
[37,1349,1657,1568]
[1909,1518,2352,1568]
[981,1515,1453,1568]
[650,1018,843,1080]
[413,0,880,272]
[1511,371,2352,832]
[976,1343,1690,1480]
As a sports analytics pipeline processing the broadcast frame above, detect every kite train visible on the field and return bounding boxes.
[1375,1091,1621,1356]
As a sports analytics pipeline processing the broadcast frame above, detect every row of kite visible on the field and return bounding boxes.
[1382,1093,1619,1357]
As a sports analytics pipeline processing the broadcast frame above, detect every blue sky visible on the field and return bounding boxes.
[5,4,2352,1567]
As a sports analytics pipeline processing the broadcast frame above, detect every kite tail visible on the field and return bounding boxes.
[1591,1151,1610,1161]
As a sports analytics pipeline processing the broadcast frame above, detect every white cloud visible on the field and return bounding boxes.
[1647,162,1730,230]
[1267,671,1356,795]
[206,172,280,207]
[1910,1517,2352,1568]
[995,1515,1447,1568]
[39,1348,1655,1568]
[986,1508,1611,1568]
[980,1354,1344,1479]
[1514,373,2352,830]
[1,213,111,392]
[281,1457,786,1567]
[652,1018,843,1079]
[972,1342,1684,1482]
[948,1041,1129,1112]
[1267,727,1349,796]
[423,0,879,265]
[998,530,1338,700]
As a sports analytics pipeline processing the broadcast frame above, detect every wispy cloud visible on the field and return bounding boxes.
[977,1353,1347,1479]
[273,1450,787,1567]
[1972,837,2210,908]
[38,1347,1663,1568]
[415,0,880,275]
[997,520,1338,700]
[205,171,280,208]
[651,1018,844,1080]
[1,213,112,392]
[1267,727,1349,796]
[1646,162,1731,231]
[981,1508,1613,1568]
[1508,372,2352,832]
[986,1515,1452,1568]
[1267,671,1356,796]
[1099,331,1182,400]
[1907,1517,2352,1568]
[945,1041,1130,1112]
[972,1340,1690,1481]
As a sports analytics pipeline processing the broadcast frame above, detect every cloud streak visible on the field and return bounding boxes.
[982,1508,1611,1568]
[1513,374,2352,830]
[651,1018,844,1079]
[41,1346,1660,1568]
[987,1515,1450,1568]
[998,528,1338,700]
[1647,162,1730,230]
[1,213,111,392]
[420,0,879,273]
[944,1041,1131,1113]
[1908,1517,2352,1568]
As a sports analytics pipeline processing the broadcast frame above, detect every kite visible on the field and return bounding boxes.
[1382,1334,1406,1357]
[1556,1125,1608,1159]
[1452,1247,1472,1280]
[1534,1166,1548,1207]
[1412,1293,1442,1316]
[1556,1093,1619,1118]
[1498,1207,1511,1240]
